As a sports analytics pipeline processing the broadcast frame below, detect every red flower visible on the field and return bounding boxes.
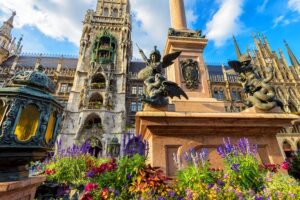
[84,183,98,192]
[45,169,56,175]
[81,192,93,200]
[101,188,109,199]
[281,161,289,170]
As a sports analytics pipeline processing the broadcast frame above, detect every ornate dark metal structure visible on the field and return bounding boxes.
[180,59,200,89]
[0,65,63,181]
[228,55,283,111]
[137,46,188,107]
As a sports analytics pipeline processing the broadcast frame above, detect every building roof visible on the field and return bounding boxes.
[206,64,231,76]
[128,61,146,73]
[1,55,78,69]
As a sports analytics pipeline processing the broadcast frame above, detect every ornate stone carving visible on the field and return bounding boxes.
[137,46,188,107]
[180,59,200,89]
[228,54,283,111]
[168,28,205,39]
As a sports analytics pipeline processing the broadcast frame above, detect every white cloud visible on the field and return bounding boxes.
[288,0,300,13]
[205,0,245,47]
[0,0,200,57]
[272,15,285,28]
[257,0,269,13]
[0,0,96,46]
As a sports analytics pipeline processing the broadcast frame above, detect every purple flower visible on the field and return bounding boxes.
[158,197,166,200]
[168,190,175,197]
[126,174,132,180]
[231,163,240,172]
[87,171,95,178]
[217,179,225,186]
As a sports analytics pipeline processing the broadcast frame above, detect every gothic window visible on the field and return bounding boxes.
[219,88,225,100]
[88,93,103,109]
[213,88,219,99]
[131,86,137,95]
[14,104,40,142]
[84,114,102,130]
[231,88,238,101]
[112,8,118,17]
[237,88,242,100]
[138,86,143,95]
[91,74,106,89]
[60,84,68,93]
[103,7,109,16]
[283,140,294,159]
[131,102,137,112]
[138,102,143,111]
[67,84,72,92]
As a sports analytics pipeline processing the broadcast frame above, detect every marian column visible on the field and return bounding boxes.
[165,0,213,107]
[169,0,187,30]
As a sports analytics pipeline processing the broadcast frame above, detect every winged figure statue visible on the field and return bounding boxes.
[137,45,188,107]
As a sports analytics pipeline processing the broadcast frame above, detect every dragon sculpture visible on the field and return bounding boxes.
[137,45,188,107]
[228,54,282,111]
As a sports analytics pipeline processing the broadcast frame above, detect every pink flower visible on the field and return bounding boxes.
[84,183,98,192]
[281,162,289,170]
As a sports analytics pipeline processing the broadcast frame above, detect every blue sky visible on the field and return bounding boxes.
[0,0,299,65]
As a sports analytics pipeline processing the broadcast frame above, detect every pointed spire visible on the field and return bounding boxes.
[233,35,242,60]
[7,11,16,26]
[284,40,299,67]
[0,11,16,40]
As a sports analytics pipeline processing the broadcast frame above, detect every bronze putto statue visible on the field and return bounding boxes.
[137,45,188,107]
[228,54,282,111]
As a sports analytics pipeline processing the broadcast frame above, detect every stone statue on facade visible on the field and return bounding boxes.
[228,54,283,111]
[137,45,188,107]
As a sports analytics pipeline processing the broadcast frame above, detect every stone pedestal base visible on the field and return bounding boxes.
[0,176,46,200]
[136,111,298,176]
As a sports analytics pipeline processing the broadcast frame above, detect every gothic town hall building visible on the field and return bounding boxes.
[0,0,299,158]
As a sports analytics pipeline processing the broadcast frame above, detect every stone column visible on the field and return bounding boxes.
[169,0,187,30]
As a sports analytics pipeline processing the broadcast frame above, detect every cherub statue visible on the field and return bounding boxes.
[228,54,282,111]
[137,45,188,107]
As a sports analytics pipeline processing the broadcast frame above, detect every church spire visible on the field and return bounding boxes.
[284,40,299,67]
[0,11,16,39]
[233,35,242,60]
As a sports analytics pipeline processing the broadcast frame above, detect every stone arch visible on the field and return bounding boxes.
[88,93,104,109]
[103,7,109,16]
[112,8,118,17]
[91,73,106,89]
[282,140,295,159]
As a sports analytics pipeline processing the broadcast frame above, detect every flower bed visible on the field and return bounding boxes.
[35,138,300,199]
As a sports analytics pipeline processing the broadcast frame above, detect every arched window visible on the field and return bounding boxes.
[45,112,57,143]
[14,104,40,141]
[283,141,294,159]
[112,8,118,17]
[88,93,104,109]
[231,88,238,101]
[237,88,242,100]
[103,7,109,16]
[91,73,106,89]
[219,88,225,100]
[84,114,102,130]
[213,88,219,99]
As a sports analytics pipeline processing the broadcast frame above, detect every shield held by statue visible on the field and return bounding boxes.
[180,59,200,90]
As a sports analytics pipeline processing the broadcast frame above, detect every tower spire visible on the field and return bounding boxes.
[233,35,242,60]
[0,11,16,40]
[169,0,187,30]
[284,40,299,67]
